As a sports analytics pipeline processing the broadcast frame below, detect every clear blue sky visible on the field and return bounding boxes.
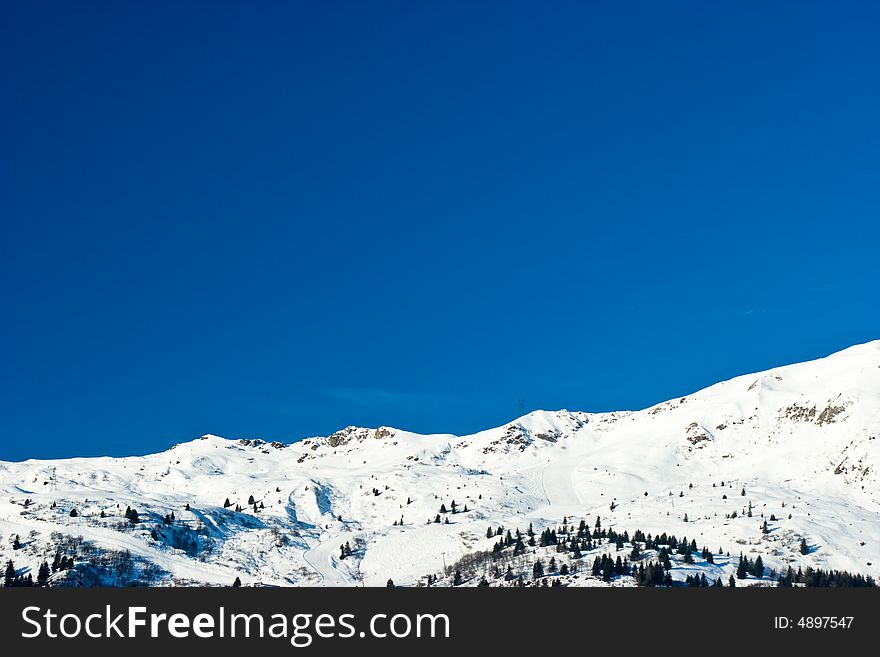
[2,2,878,461]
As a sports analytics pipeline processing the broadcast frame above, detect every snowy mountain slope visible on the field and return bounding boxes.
[2,340,878,587]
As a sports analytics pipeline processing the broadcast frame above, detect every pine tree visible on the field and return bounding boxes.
[37,561,50,587]
[533,559,544,578]
[658,547,671,569]
[248,495,255,505]
[799,538,809,555]
[69,508,78,517]
[736,553,749,579]
[232,576,241,587]
[453,570,463,586]
[4,560,15,587]
[386,579,395,588]
[224,498,231,508]
[12,535,20,550]
[752,555,764,578]
[728,574,736,587]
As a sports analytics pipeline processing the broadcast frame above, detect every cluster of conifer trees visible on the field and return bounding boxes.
[776,566,875,587]
[3,559,51,587]
[448,514,879,588]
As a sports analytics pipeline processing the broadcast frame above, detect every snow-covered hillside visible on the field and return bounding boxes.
[2,341,879,587]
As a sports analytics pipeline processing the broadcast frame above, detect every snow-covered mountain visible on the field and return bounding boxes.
[2,341,879,587]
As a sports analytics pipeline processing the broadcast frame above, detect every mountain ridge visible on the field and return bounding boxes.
[2,340,878,587]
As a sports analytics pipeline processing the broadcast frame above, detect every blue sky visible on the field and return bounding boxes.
[2,2,878,461]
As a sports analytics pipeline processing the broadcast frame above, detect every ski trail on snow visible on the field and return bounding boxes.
[302,531,357,586]
[538,459,584,511]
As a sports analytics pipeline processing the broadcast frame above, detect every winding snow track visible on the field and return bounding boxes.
[302,531,357,586]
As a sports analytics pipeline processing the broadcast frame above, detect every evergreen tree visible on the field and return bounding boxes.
[4,560,15,587]
[453,570,463,586]
[386,579,395,588]
[736,553,749,579]
[232,576,241,587]
[224,498,231,508]
[69,508,78,517]
[658,547,671,569]
[728,574,736,587]
[799,538,809,555]
[248,495,255,505]
[12,535,20,550]
[630,543,641,560]
[533,559,544,579]
[36,561,50,587]
[752,555,764,578]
